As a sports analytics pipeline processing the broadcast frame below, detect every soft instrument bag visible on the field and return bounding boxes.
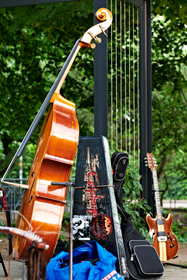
[46,240,124,280]
[111,152,164,279]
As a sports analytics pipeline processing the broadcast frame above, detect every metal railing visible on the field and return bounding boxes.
[0,178,74,221]
[0,178,27,221]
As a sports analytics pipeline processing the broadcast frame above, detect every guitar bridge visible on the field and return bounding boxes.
[157,236,167,242]
[157,231,167,242]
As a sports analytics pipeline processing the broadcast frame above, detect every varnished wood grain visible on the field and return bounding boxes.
[12,92,79,263]
[146,213,179,261]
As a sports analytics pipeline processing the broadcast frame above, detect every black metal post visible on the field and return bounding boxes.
[139,0,152,209]
[94,0,108,138]
[147,0,153,208]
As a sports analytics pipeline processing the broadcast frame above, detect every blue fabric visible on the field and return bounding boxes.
[46,240,124,280]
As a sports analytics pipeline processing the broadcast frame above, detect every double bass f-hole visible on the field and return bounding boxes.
[28,172,35,203]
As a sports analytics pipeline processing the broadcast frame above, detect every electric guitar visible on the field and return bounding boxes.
[146,153,178,262]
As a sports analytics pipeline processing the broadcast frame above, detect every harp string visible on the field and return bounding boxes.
[109,0,140,171]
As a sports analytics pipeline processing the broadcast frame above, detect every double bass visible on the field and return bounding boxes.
[1,8,112,264]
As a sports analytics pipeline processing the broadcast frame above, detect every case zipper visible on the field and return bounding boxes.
[131,253,135,261]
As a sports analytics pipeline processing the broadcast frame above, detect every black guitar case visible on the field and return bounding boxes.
[73,136,129,279]
[111,152,164,279]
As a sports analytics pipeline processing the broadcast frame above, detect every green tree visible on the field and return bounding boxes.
[0,1,94,177]
[151,1,187,197]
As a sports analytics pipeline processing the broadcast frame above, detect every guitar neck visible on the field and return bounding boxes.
[152,169,162,221]
[146,153,172,262]
[152,169,167,261]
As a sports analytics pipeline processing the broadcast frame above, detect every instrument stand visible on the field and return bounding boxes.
[5,210,13,256]
[0,190,8,276]
[51,181,74,280]
[0,252,7,277]
[164,261,187,269]
[152,190,186,269]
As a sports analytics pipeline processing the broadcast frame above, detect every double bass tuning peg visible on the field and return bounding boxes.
[99,24,108,38]
[88,31,102,49]
[90,43,96,49]
[95,37,102,44]
[90,37,102,49]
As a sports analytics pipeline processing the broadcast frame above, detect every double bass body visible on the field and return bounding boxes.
[12,92,79,263]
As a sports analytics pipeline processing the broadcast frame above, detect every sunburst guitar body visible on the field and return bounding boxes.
[146,153,179,262]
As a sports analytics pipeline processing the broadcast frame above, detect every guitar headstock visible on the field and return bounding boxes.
[146,153,157,171]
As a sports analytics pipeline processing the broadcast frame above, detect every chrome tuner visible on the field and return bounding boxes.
[90,43,96,49]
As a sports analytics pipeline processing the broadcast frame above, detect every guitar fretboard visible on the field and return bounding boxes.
[152,169,162,221]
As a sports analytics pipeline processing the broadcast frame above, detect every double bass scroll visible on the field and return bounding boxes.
[1,8,113,264]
